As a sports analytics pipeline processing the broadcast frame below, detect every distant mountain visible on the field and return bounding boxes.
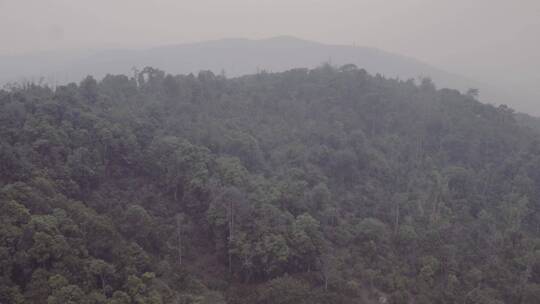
[0,36,511,107]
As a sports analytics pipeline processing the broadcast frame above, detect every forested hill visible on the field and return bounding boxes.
[2,65,540,304]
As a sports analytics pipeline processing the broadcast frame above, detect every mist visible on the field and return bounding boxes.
[1,0,538,113]
[4,2,540,303]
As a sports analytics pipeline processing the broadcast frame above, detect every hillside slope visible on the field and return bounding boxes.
[1,66,540,304]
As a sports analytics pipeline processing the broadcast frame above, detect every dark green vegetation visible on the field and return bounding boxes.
[2,65,540,303]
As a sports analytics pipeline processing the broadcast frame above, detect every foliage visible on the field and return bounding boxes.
[0,65,539,303]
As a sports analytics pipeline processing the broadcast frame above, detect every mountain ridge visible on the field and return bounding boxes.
[0,36,510,110]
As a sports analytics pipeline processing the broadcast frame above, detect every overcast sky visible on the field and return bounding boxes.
[1,0,539,110]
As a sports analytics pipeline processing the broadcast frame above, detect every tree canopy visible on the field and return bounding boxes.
[1,65,540,303]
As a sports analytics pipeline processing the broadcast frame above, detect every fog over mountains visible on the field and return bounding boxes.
[0,36,522,113]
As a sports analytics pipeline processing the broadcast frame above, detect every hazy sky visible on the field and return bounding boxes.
[1,0,539,109]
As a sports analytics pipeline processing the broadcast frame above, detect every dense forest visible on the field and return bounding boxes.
[2,65,540,304]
